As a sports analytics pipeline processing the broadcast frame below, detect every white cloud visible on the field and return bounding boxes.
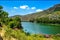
[20,5,29,9]
[31,7,36,9]
[13,7,18,9]
[36,9,43,12]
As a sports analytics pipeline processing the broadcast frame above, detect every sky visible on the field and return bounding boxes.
[0,1,60,16]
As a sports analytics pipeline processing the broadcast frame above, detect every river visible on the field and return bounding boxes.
[21,22,60,34]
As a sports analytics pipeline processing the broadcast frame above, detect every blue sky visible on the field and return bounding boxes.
[0,1,60,16]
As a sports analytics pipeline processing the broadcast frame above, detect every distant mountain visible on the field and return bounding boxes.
[11,4,60,22]
[20,4,60,21]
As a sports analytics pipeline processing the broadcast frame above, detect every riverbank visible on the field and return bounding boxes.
[0,25,60,40]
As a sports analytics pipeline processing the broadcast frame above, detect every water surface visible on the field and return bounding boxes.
[22,22,60,34]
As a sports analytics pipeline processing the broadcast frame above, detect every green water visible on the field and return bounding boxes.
[21,22,60,34]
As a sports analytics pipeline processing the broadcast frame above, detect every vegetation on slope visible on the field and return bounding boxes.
[0,25,59,40]
[35,11,60,23]
[0,5,23,40]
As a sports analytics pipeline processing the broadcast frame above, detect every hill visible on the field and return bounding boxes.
[20,4,60,22]
[11,4,60,22]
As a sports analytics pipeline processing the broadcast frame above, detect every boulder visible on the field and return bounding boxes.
[44,34,51,38]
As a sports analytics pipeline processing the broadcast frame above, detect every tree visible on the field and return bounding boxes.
[8,17,23,29]
[0,6,8,26]
[0,11,8,25]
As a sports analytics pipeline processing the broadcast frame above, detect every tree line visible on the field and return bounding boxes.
[29,11,60,24]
